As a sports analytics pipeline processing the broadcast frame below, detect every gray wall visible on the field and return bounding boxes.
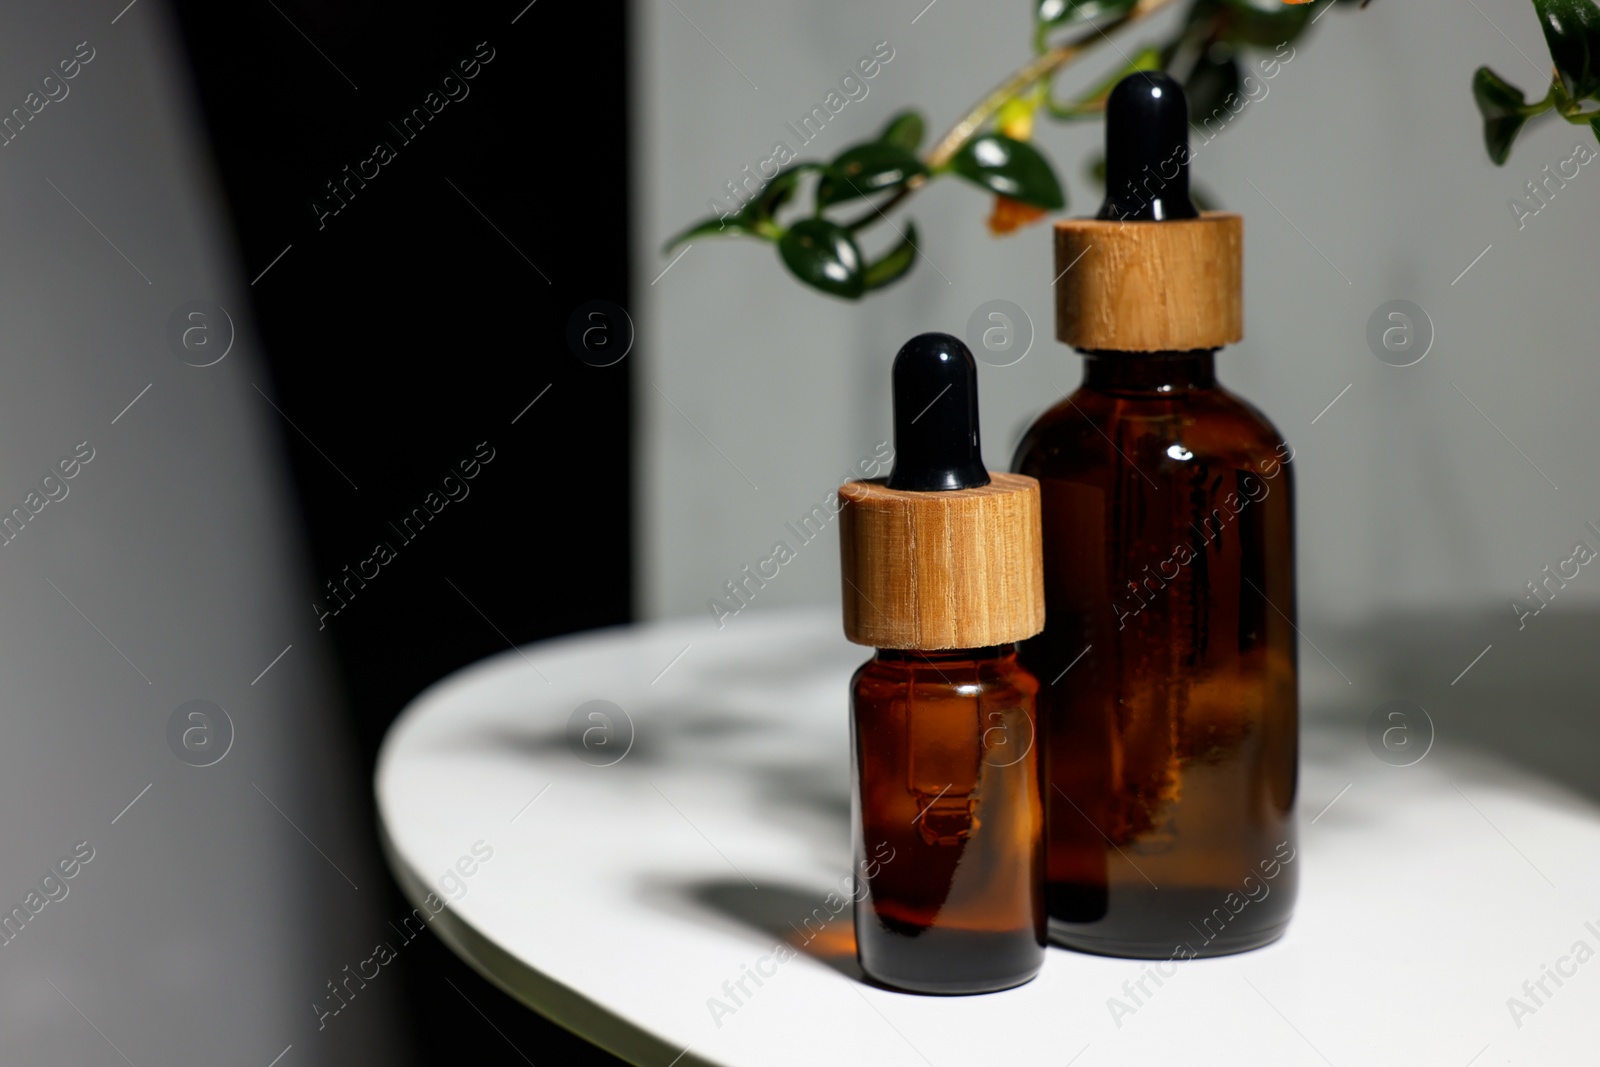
[0,4,403,1063]
[637,0,1599,654]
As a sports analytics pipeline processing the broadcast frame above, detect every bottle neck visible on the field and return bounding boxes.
[875,645,1014,666]
[1080,349,1217,395]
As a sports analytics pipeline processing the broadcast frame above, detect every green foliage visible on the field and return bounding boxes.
[947,134,1067,209]
[660,0,1600,298]
[1185,46,1242,124]
[817,143,928,207]
[864,222,921,291]
[778,218,865,299]
[1473,0,1600,166]
[1036,0,1138,29]
[1049,46,1163,118]
[668,0,1366,299]
[1216,0,1316,47]
[1473,67,1536,165]
[879,110,926,152]
[664,117,935,296]
[1535,0,1600,99]
[664,163,819,250]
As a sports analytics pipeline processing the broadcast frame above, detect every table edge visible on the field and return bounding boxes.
[378,820,729,1067]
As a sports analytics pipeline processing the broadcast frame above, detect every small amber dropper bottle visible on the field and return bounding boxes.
[1014,73,1299,958]
[839,333,1047,994]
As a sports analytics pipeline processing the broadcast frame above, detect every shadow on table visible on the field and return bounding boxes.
[642,609,1600,974]
[464,701,853,868]
[1303,607,1600,809]
[462,707,773,771]
[675,878,863,980]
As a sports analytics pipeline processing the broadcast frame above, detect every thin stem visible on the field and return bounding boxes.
[1548,82,1599,123]
[1526,86,1558,116]
[1045,98,1107,120]
[927,0,1181,167]
[1045,42,1163,120]
[845,181,916,231]
[840,0,1181,230]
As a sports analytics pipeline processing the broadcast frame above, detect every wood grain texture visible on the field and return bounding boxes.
[1054,212,1242,352]
[838,473,1045,650]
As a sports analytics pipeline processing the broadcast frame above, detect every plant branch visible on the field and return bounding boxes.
[841,0,1182,230]
[1044,98,1108,120]
[927,0,1181,168]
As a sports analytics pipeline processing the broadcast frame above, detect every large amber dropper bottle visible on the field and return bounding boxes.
[840,333,1047,993]
[1013,73,1299,958]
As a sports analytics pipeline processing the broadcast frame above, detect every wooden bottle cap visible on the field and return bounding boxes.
[1054,212,1242,352]
[838,472,1045,650]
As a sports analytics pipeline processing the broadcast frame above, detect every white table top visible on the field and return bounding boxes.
[376,609,1600,1066]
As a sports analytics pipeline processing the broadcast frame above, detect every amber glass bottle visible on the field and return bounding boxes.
[851,645,1044,993]
[1014,73,1299,958]
[839,333,1046,993]
[1014,351,1297,957]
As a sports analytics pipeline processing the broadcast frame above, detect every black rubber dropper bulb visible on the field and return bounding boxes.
[1096,70,1199,222]
[885,332,990,492]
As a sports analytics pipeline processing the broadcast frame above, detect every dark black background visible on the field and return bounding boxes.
[170,0,632,1062]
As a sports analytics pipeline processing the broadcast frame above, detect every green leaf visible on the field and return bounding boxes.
[1036,0,1137,28]
[1533,0,1600,100]
[778,218,866,299]
[947,134,1066,209]
[1473,66,1534,165]
[739,164,815,225]
[864,221,920,290]
[879,110,925,152]
[662,164,824,250]
[1592,113,1600,145]
[662,214,747,252]
[1185,47,1242,128]
[1217,0,1315,47]
[817,143,928,207]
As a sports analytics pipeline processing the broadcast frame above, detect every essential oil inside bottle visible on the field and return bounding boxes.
[851,644,1044,992]
[1014,73,1299,958]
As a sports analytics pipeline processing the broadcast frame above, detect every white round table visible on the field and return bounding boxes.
[376,608,1600,1066]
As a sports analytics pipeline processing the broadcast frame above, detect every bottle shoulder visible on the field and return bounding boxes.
[1013,382,1293,481]
[851,652,1040,702]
